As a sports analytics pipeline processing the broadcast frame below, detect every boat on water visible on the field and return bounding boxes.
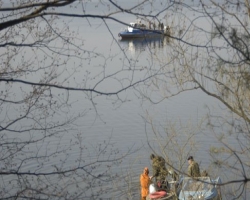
[178,177,222,200]
[118,20,169,39]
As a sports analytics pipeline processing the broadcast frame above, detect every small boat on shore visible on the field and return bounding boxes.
[145,176,222,200]
[118,20,168,39]
[178,176,222,200]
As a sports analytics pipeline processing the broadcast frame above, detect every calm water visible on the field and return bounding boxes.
[64,7,226,199]
[66,2,248,199]
[2,1,248,199]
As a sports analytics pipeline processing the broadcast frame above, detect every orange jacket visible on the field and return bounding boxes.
[140,173,150,197]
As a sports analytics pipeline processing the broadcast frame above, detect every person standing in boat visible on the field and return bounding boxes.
[148,21,151,29]
[153,23,156,30]
[150,154,168,188]
[158,22,161,30]
[161,22,164,30]
[140,167,151,200]
[187,156,201,177]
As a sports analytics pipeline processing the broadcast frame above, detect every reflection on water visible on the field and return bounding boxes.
[3,1,248,199]
[119,36,171,53]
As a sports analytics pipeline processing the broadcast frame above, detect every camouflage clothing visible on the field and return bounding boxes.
[188,160,201,177]
[152,156,168,182]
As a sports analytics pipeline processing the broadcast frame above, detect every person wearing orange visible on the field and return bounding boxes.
[140,167,151,200]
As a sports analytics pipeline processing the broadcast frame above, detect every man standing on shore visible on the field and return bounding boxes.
[150,154,168,188]
[140,167,151,200]
[187,156,201,177]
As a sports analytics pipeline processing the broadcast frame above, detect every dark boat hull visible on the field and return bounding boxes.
[119,29,164,39]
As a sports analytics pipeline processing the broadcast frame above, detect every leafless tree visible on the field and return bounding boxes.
[1,0,250,199]
[139,0,250,199]
[0,0,156,199]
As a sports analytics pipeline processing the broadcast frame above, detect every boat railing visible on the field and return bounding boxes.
[120,27,128,32]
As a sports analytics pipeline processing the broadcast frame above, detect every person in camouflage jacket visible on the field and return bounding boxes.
[187,156,201,177]
[150,154,168,185]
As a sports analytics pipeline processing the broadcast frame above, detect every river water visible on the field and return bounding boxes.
[64,2,226,199]
[68,1,249,199]
[2,0,249,199]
